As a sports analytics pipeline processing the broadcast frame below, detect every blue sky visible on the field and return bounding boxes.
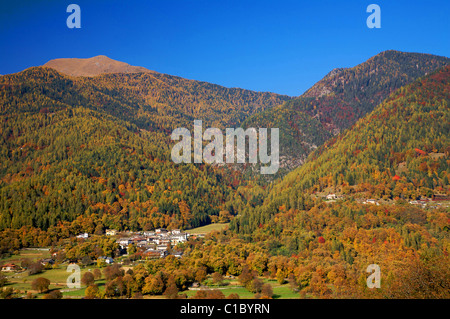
[0,0,449,96]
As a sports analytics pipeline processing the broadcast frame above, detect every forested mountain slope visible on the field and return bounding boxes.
[232,64,450,236]
[225,67,450,299]
[0,64,290,234]
[0,103,236,231]
[0,56,449,299]
[243,51,449,171]
[40,56,291,130]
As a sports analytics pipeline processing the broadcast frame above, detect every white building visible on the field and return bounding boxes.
[143,231,155,237]
[106,229,117,236]
[117,238,133,249]
[364,199,379,205]
[171,233,188,244]
[98,256,114,264]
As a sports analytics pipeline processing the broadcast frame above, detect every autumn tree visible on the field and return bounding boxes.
[163,276,179,299]
[0,273,7,287]
[103,264,124,281]
[260,283,273,299]
[31,277,50,293]
[43,290,62,299]
[105,277,125,298]
[142,273,165,295]
[194,267,207,284]
[211,272,224,286]
[28,262,44,275]
[92,268,102,280]
[238,266,253,287]
[81,271,95,286]
[85,284,101,299]
[248,277,263,293]
[193,289,225,299]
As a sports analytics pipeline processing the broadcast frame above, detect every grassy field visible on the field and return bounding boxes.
[0,249,106,299]
[182,278,299,299]
[0,248,51,264]
[184,286,255,298]
[1,247,300,299]
[2,264,107,298]
[186,223,229,235]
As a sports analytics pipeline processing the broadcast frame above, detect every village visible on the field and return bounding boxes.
[112,228,190,259]
[75,228,191,260]
[1,228,191,274]
[321,192,449,210]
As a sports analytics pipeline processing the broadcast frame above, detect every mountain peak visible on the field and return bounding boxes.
[43,55,154,77]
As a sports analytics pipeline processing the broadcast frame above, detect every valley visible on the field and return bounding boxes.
[0,52,449,300]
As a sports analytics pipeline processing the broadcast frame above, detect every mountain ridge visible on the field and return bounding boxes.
[232,64,450,236]
[42,55,156,77]
[241,50,450,174]
[1,65,290,132]
[0,62,290,233]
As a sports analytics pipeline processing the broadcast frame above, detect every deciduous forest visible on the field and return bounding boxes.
[0,52,448,299]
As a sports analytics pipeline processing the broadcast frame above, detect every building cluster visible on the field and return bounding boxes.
[325,193,344,200]
[114,228,189,258]
[362,199,380,205]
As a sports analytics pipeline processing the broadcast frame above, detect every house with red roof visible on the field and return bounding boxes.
[415,148,427,156]
[1,263,19,272]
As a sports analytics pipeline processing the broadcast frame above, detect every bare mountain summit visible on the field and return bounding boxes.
[43,55,154,76]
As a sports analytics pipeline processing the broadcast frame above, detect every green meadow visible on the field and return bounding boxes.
[1,248,300,299]
[186,223,229,235]
[181,278,299,299]
[0,249,105,299]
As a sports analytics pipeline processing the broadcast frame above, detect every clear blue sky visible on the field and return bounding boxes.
[0,0,449,96]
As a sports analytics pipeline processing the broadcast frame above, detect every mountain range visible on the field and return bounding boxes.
[231,63,450,236]
[0,50,448,235]
[1,49,449,299]
[243,50,450,172]
[43,55,155,77]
